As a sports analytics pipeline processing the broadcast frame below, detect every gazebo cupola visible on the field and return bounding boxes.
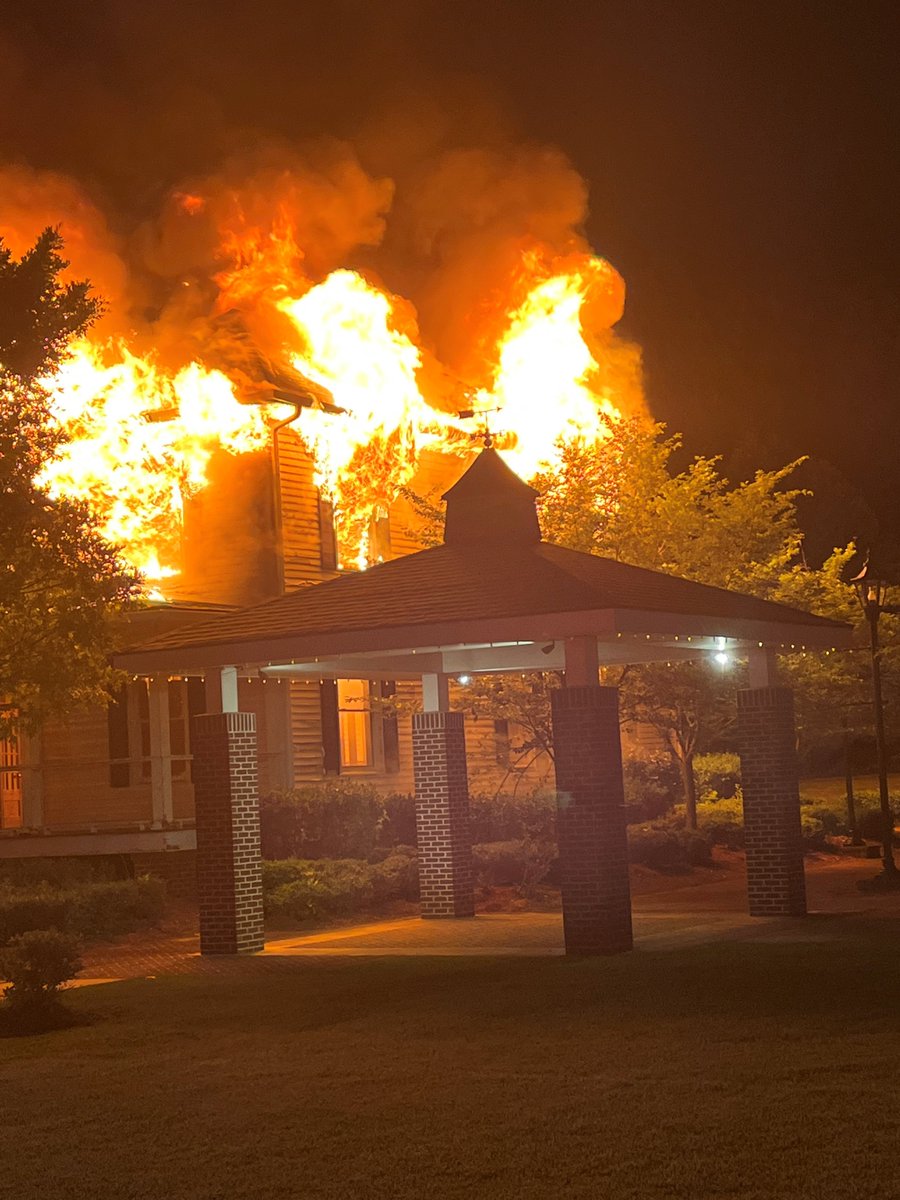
[441,447,541,545]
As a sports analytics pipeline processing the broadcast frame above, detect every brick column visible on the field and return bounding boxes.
[191,711,265,954]
[551,685,632,954]
[737,687,807,917]
[412,710,474,918]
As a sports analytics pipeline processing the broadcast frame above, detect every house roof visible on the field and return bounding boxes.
[115,449,852,676]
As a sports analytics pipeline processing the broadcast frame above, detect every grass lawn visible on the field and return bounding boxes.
[3,924,900,1199]
[800,773,900,801]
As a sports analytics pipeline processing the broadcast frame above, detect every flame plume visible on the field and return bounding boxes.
[2,156,643,588]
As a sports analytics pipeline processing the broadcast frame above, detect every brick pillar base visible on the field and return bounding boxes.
[551,685,632,954]
[191,712,265,954]
[737,687,807,917]
[412,711,474,918]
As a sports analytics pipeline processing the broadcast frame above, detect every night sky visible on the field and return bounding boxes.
[2,0,898,555]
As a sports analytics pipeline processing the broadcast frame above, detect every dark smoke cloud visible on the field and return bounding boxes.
[0,1,642,416]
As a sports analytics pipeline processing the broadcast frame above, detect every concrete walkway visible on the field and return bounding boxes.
[69,854,899,988]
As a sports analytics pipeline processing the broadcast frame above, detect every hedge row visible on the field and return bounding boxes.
[263,849,419,924]
[0,877,166,946]
[259,775,899,865]
[259,782,559,860]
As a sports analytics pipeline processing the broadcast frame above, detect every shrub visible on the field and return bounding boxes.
[798,790,900,842]
[67,877,166,939]
[684,798,832,853]
[0,877,165,946]
[851,791,900,842]
[0,928,83,1012]
[468,790,557,843]
[471,840,555,891]
[627,825,713,871]
[379,793,417,848]
[371,847,420,902]
[622,756,681,822]
[694,798,745,849]
[260,781,385,860]
[0,855,131,890]
[263,851,420,925]
[693,753,742,800]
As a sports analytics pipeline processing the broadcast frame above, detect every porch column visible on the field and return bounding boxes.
[148,676,173,828]
[191,708,265,954]
[412,673,474,918]
[737,649,806,917]
[551,637,633,954]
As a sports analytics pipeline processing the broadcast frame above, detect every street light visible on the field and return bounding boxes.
[850,558,899,876]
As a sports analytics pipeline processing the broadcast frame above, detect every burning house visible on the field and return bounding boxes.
[0,148,648,869]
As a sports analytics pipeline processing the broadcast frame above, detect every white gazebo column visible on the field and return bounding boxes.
[190,666,264,954]
[551,636,633,954]
[411,672,474,918]
[737,647,807,917]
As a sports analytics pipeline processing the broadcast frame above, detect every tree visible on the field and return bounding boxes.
[0,229,138,738]
[534,422,817,825]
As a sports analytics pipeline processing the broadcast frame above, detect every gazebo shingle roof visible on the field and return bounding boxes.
[115,448,850,672]
[123,526,846,660]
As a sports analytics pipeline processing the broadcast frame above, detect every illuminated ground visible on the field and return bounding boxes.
[3,919,899,1200]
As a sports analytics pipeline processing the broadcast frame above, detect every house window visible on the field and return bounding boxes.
[0,731,23,829]
[338,679,372,768]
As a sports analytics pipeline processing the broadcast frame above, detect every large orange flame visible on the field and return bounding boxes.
[38,342,274,579]
[27,228,636,583]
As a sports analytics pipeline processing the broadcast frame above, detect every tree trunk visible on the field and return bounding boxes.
[678,753,698,830]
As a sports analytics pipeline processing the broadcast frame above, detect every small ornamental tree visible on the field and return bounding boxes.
[0,229,139,738]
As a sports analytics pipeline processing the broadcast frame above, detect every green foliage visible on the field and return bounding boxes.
[627,825,713,871]
[670,798,836,852]
[468,789,557,842]
[623,755,682,821]
[260,783,561,860]
[0,229,138,738]
[455,674,559,770]
[692,799,746,849]
[0,928,83,1013]
[800,790,900,842]
[0,876,165,945]
[534,418,805,590]
[471,839,556,891]
[693,753,742,800]
[773,547,900,760]
[380,792,417,848]
[0,229,101,380]
[263,850,419,925]
[0,854,132,890]
[260,780,386,860]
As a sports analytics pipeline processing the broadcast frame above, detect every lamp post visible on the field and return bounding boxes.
[850,560,898,876]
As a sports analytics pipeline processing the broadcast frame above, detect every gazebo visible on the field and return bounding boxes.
[116,449,852,956]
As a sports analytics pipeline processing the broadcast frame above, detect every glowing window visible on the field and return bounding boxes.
[338,679,371,768]
[0,731,22,829]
